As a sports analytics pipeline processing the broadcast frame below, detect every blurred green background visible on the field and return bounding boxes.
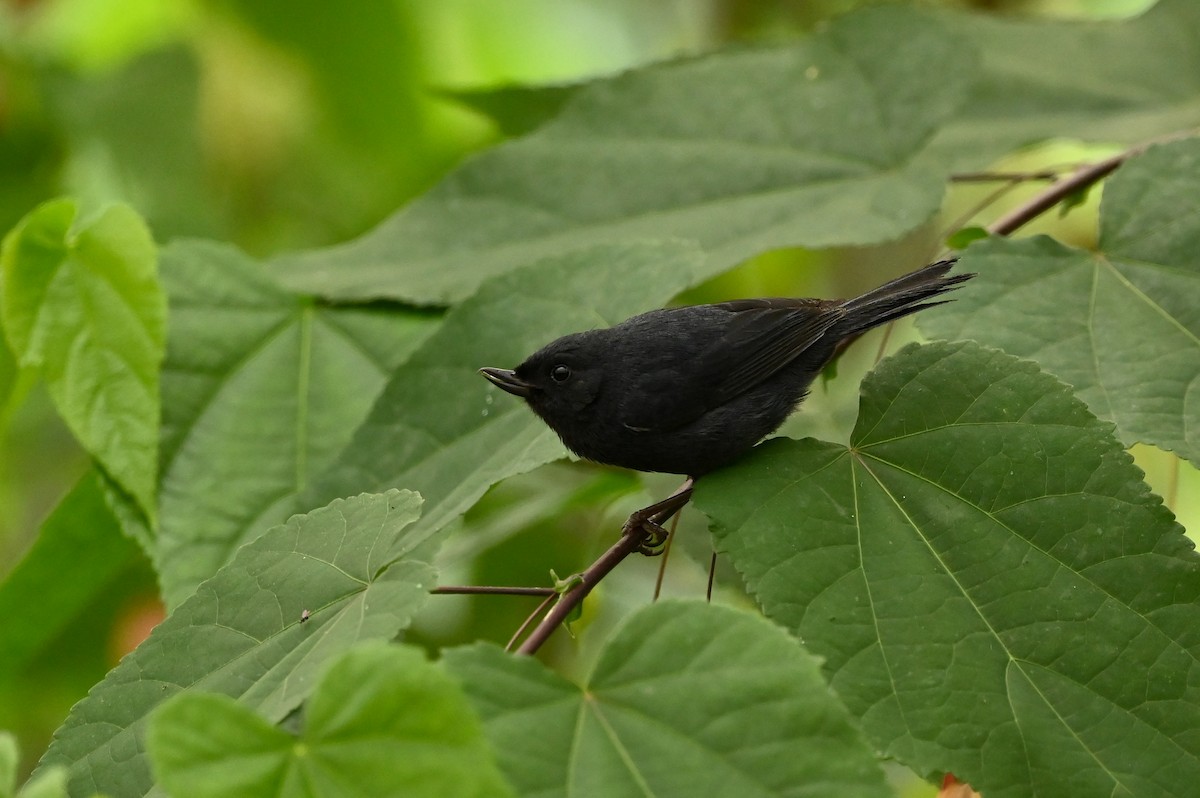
[0,0,1180,787]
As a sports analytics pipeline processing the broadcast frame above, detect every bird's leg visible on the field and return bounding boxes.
[622,479,694,556]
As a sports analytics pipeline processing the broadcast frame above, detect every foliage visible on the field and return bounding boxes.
[1,1,1198,797]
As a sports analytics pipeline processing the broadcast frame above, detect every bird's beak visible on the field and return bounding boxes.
[479,367,536,398]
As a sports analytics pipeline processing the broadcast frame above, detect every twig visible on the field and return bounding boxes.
[985,150,1131,237]
[516,481,694,655]
[950,169,1063,183]
[506,592,556,651]
[940,180,1027,243]
[652,510,682,601]
[432,585,557,597]
[706,551,717,602]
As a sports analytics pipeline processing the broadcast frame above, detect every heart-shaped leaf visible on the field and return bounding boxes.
[147,643,512,798]
[445,601,891,798]
[696,341,1200,798]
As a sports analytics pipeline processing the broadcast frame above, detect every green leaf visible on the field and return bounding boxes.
[0,198,164,526]
[441,82,579,137]
[0,732,13,798]
[14,770,67,798]
[148,643,512,798]
[921,139,1200,465]
[444,601,891,798]
[930,0,1200,166]
[303,239,705,555]
[0,470,139,679]
[944,225,988,250]
[696,341,1200,798]
[36,490,436,798]
[270,6,971,304]
[154,240,439,608]
[0,733,67,798]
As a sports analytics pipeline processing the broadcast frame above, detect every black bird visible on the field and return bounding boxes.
[480,259,972,478]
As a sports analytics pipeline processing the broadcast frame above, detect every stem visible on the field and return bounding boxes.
[652,510,682,601]
[507,592,556,651]
[432,585,557,597]
[516,481,694,655]
[951,169,1063,183]
[515,531,644,655]
[982,132,1200,238]
[985,151,1129,237]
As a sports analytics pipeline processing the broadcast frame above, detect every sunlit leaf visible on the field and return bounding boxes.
[1,199,164,525]
[147,643,512,798]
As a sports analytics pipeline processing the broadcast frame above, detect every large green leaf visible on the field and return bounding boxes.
[696,341,1200,798]
[270,6,970,304]
[147,642,512,798]
[303,239,705,551]
[445,601,891,798]
[931,0,1200,166]
[0,199,164,525]
[921,139,1200,465]
[0,470,139,679]
[154,240,438,607]
[36,490,436,798]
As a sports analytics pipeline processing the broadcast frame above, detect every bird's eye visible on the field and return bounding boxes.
[550,364,571,383]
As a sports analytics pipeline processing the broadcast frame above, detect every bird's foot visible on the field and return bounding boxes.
[621,480,695,557]
[635,518,671,556]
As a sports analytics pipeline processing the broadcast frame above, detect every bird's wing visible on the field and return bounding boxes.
[705,299,845,404]
[620,299,844,433]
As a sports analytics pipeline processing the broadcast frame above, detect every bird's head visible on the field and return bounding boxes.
[480,331,607,427]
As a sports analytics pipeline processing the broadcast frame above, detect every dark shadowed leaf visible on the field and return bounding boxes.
[0,470,138,679]
[271,6,970,304]
[696,341,1200,798]
[443,82,580,137]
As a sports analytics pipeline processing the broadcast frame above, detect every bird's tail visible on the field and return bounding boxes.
[834,258,973,338]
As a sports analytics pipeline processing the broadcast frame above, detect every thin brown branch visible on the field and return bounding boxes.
[940,180,1026,243]
[507,592,557,651]
[432,585,557,597]
[516,481,694,655]
[985,151,1130,237]
[950,169,1063,183]
[652,510,682,601]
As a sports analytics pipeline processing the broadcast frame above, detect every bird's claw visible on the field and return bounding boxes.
[635,518,670,556]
